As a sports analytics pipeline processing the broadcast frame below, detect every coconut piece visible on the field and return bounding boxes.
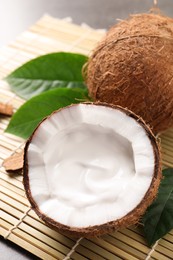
[0,102,13,116]
[85,13,173,134]
[3,150,24,172]
[23,103,161,237]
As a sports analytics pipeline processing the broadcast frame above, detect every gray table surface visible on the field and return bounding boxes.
[0,0,173,259]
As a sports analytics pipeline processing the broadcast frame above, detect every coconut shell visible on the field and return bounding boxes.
[85,13,173,134]
[23,103,162,237]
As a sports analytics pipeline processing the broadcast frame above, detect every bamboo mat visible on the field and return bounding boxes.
[0,15,173,260]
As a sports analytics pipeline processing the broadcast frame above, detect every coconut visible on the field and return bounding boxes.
[23,103,161,237]
[85,13,173,134]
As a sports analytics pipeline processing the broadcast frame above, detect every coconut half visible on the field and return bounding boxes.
[23,103,161,237]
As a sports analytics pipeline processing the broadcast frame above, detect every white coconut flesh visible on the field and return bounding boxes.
[27,103,155,228]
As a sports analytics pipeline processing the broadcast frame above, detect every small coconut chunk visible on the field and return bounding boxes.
[24,103,161,236]
[3,151,24,172]
[0,102,13,116]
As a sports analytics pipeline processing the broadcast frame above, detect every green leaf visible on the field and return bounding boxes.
[5,52,88,99]
[5,88,89,139]
[143,168,173,246]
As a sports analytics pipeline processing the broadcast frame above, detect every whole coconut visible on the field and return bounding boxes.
[85,13,173,134]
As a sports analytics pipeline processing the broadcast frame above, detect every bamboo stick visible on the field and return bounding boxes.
[82,238,139,260]
[71,244,106,260]
[103,234,147,259]
[0,178,25,196]
[1,219,64,259]
[0,225,57,260]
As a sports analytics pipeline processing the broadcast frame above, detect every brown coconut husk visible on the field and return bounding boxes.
[23,103,162,237]
[85,13,173,135]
